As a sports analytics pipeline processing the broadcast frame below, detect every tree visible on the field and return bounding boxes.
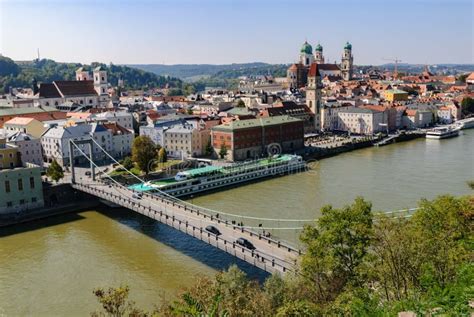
[457,73,468,83]
[219,145,228,159]
[461,97,474,116]
[0,55,20,77]
[157,147,167,163]
[299,197,373,302]
[122,156,133,170]
[47,159,64,183]
[131,136,156,174]
[468,180,474,190]
[205,139,213,157]
[91,285,148,317]
[275,300,322,317]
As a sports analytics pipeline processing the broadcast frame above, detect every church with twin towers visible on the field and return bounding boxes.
[287,40,354,89]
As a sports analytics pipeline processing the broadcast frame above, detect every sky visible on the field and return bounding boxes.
[0,0,473,65]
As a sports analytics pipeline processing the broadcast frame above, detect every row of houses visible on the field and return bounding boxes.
[0,109,135,168]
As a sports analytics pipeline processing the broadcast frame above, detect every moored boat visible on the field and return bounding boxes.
[426,127,460,139]
[129,154,307,197]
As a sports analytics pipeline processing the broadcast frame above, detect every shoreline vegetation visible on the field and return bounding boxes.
[90,191,474,317]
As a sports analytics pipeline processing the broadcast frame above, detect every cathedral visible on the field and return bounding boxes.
[287,41,353,89]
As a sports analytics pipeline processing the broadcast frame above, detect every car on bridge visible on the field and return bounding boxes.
[236,237,256,250]
[132,192,143,199]
[205,225,221,236]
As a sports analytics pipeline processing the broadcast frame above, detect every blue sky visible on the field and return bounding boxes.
[0,0,472,65]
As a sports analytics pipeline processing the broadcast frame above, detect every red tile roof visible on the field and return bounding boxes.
[318,64,340,71]
[53,80,97,97]
[38,83,61,98]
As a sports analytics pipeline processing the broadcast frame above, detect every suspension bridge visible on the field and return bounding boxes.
[66,138,418,274]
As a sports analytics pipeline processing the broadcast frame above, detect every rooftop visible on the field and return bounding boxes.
[212,115,302,132]
[4,117,36,125]
[0,105,59,116]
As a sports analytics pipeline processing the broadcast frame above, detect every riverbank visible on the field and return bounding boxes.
[303,131,425,160]
[0,184,101,227]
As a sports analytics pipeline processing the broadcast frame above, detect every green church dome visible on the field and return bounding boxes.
[315,43,323,52]
[300,41,313,54]
[344,41,352,50]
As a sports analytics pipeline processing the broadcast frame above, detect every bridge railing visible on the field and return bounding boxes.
[73,182,296,274]
[134,184,304,256]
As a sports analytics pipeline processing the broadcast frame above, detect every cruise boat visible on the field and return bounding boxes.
[454,117,474,130]
[425,127,460,139]
[129,154,306,197]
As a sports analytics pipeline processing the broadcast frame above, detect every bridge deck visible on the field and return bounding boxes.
[73,181,301,274]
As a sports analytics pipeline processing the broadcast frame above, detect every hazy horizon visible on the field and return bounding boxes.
[1,0,473,65]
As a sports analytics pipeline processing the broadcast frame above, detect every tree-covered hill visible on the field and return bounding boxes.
[0,56,183,93]
[129,62,289,81]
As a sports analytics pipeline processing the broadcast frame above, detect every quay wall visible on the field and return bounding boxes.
[0,183,101,227]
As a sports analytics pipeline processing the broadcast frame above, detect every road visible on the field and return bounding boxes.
[73,178,300,274]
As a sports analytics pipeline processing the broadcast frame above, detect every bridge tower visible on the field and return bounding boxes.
[69,139,95,184]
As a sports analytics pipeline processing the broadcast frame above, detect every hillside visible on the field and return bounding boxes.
[128,62,289,81]
[0,56,183,93]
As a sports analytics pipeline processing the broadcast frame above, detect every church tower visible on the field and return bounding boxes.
[314,43,324,64]
[93,66,109,107]
[300,41,314,67]
[75,67,90,81]
[306,63,322,131]
[341,41,353,81]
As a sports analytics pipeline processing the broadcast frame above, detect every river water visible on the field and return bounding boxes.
[1,130,473,316]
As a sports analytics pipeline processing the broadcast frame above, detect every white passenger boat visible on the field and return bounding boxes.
[454,118,474,130]
[426,127,460,139]
[129,154,307,197]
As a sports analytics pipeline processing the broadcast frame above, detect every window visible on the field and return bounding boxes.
[18,179,23,191]
[20,199,25,205]
[32,197,37,203]
[7,202,12,207]
[5,180,10,193]
[30,177,35,189]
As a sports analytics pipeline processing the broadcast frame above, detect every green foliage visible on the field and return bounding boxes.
[167,88,184,96]
[457,73,468,83]
[468,180,474,190]
[204,138,213,157]
[0,55,20,77]
[158,148,167,163]
[122,157,134,170]
[299,197,373,302]
[461,97,474,115]
[275,300,322,317]
[91,285,149,317]
[164,265,271,316]
[46,159,64,183]
[93,195,474,316]
[0,57,182,93]
[131,136,156,174]
[129,62,286,81]
[218,145,228,159]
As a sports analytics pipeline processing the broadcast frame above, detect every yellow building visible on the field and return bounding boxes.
[0,138,21,169]
[4,117,47,139]
[385,89,409,102]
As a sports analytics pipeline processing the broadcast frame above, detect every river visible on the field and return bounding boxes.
[1,130,473,316]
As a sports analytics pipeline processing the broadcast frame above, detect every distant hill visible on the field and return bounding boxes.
[0,56,183,93]
[128,62,289,81]
[376,63,474,74]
